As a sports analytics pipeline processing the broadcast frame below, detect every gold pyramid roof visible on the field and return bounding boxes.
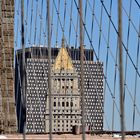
[53,38,74,71]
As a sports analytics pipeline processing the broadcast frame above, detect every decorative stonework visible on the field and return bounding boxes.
[46,41,81,132]
[53,38,74,71]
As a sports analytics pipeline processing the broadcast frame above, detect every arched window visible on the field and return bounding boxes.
[66,102,69,107]
[70,102,73,107]
[62,102,65,107]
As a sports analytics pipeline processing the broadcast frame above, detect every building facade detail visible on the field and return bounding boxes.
[46,39,81,132]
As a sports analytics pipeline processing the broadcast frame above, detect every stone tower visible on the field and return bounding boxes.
[0,0,17,133]
[45,38,81,132]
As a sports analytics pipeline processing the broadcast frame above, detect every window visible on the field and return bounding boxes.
[66,102,69,107]
[70,102,73,107]
[54,102,56,107]
[62,102,65,107]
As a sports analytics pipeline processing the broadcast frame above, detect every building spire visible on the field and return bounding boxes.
[52,37,74,71]
[61,35,65,48]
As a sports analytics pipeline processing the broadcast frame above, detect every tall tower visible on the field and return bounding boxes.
[0,0,17,133]
[46,38,81,133]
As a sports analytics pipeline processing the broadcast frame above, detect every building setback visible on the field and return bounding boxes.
[15,40,104,133]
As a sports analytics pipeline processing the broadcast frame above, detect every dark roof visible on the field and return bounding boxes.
[16,46,94,61]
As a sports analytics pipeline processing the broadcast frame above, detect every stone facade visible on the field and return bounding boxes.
[46,69,81,133]
[45,43,81,133]
[0,0,16,133]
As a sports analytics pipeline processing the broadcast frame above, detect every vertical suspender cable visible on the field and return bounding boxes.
[133,21,140,131]
[79,0,85,140]
[21,0,26,139]
[0,0,3,132]
[47,0,52,139]
[118,0,125,139]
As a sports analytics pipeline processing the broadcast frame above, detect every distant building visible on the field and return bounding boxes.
[15,39,104,133]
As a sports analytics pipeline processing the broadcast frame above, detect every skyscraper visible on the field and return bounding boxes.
[15,39,103,133]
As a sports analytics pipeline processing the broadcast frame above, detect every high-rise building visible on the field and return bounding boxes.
[0,0,17,133]
[45,39,81,133]
[15,39,103,133]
